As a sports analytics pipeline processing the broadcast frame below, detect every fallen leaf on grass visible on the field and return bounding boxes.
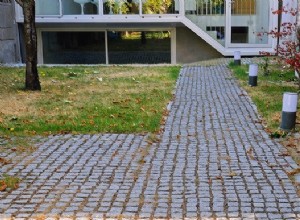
[146,140,153,145]
[10,116,18,121]
[0,157,11,165]
[150,109,158,114]
[287,168,300,176]
[63,100,72,104]
[140,107,145,112]
[67,72,78,77]
[271,112,281,123]
[0,180,7,191]
[285,138,297,148]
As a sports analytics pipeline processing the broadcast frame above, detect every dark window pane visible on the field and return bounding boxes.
[108,31,171,64]
[42,32,106,64]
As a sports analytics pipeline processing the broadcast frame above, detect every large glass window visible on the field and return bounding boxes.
[36,0,60,15]
[231,0,269,44]
[42,32,106,64]
[42,31,171,64]
[107,31,171,64]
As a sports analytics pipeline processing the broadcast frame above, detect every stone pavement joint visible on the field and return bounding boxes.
[0,64,300,220]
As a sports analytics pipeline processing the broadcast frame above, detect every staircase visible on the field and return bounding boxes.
[182,16,226,55]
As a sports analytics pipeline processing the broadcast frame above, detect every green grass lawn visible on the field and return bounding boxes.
[0,65,180,136]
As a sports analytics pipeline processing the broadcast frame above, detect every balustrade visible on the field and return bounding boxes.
[35,0,180,16]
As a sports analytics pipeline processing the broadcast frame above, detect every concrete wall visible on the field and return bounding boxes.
[0,2,19,63]
[176,26,222,64]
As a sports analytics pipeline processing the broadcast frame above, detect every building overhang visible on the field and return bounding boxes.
[34,21,184,30]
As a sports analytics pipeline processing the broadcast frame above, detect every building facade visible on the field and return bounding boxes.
[0,0,20,63]
[5,0,292,64]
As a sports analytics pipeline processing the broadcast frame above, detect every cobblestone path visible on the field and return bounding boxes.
[0,64,300,219]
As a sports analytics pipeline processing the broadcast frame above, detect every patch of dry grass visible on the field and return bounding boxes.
[0,65,180,135]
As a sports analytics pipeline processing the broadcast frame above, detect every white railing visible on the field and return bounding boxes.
[195,0,255,16]
[196,0,225,15]
[35,0,180,16]
[231,0,256,15]
[184,0,226,46]
[185,0,271,46]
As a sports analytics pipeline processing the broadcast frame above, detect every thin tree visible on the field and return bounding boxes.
[297,0,300,76]
[298,0,300,35]
[15,0,41,90]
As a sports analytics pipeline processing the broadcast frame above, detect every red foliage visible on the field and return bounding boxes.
[259,5,300,76]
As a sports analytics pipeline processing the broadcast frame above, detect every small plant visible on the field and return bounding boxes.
[67,71,78,78]
[270,130,288,139]
[261,56,270,76]
[0,174,20,191]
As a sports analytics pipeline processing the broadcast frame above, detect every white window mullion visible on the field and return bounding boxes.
[225,0,231,48]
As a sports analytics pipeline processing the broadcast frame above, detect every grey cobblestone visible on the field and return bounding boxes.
[0,64,299,219]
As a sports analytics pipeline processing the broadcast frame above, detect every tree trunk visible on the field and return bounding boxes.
[297,0,300,50]
[296,0,300,88]
[22,1,41,91]
[297,0,300,29]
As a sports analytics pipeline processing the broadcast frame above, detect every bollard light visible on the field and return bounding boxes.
[234,51,241,65]
[280,92,298,131]
[248,64,258,87]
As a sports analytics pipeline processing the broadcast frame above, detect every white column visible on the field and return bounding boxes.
[171,28,176,64]
[179,0,184,15]
[105,30,109,64]
[139,0,142,15]
[99,0,104,15]
[59,0,63,16]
